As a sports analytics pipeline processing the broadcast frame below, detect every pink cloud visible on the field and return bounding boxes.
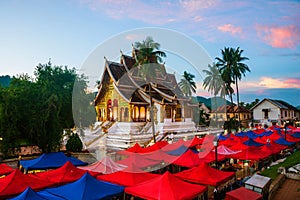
[256,25,300,48]
[217,24,242,35]
[241,77,300,90]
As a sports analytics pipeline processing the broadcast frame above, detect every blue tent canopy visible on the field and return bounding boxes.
[290,132,300,138]
[20,152,87,170]
[9,187,48,200]
[218,134,229,141]
[235,132,246,137]
[243,138,264,147]
[38,173,124,200]
[245,131,259,139]
[167,145,197,156]
[275,138,295,146]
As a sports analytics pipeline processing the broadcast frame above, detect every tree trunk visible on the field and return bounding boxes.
[149,84,156,143]
[235,77,241,128]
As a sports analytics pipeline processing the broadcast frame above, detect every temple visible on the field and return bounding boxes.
[93,48,200,150]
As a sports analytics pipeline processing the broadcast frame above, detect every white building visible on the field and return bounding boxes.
[251,98,300,126]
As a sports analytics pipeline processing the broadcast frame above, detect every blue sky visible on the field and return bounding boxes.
[1,0,300,106]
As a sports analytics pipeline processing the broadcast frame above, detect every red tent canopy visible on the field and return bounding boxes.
[162,139,187,151]
[219,135,243,147]
[175,162,235,187]
[78,156,127,174]
[141,150,177,163]
[185,136,204,148]
[0,169,54,198]
[144,141,168,152]
[225,187,262,200]
[97,169,159,187]
[212,145,241,156]
[32,161,94,186]
[117,154,161,169]
[230,147,271,161]
[0,163,14,176]
[230,142,251,150]
[198,150,226,163]
[125,171,207,200]
[172,149,202,168]
[117,143,145,155]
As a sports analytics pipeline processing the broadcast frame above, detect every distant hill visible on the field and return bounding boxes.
[0,75,11,87]
[193,96,232,109]
[297,106,300,110]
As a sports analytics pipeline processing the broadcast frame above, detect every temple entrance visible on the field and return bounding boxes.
[132,105,147,122]
[107,99,112,121]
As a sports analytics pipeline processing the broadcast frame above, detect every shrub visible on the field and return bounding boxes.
[66,133,83,152]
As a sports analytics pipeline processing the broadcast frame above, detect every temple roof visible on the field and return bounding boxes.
[95,51,190,105]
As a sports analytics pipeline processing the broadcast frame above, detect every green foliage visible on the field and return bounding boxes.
[0,61,93,156]
[261,150,300,180]
[179,71,197,97]
[224,117,238,132]
[0,75,11,87]
[66,133,83,152]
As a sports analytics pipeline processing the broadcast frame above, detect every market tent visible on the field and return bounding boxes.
[230,142,251,150]
[230,147,271,161]
[117,153,161,169]
[243,138,264,147]
[274,138,295,146]
[167,145,191,156]
[172,149,202,168]
[219,136,242,147]
[140,150,177,164]
[289,132,300,138]
[39,173,124,200]
[0,163,14,176]
[0,170,54,198]
[175,162,235,186]
[20,152,87,170]
[185,136,204,148]
[32,161,92,186]
[97,168,160,187]
[198,150,226,163]
[162,139,187,151]
[117,143,145,155]
[225,187,262,200]
[78,156,127,174]
[9,187,48,200]
[144,141,168,152]
[212,145,241,155]
[125,171,207,200]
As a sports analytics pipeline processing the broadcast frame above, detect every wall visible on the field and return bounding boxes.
[253,100,280,123]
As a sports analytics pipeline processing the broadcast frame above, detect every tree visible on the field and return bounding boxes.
[0,61,91,156]
[133,36,166,143]
[216,47,250,126]
[179,71,197,97]
[66,133,83,152]
[202,63,229,128]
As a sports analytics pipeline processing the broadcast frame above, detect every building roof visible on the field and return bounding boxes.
[95,50,189,105]
[212,105,251,113]
[251,98,300,111]
[245,174,271,188]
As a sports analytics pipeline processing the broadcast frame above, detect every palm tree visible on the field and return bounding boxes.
[216,47,250,126]
[133,36,166,143]
[179,71,197,97]
[203,63,228,127]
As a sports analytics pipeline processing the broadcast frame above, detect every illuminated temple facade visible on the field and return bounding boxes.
[93,49,198,150]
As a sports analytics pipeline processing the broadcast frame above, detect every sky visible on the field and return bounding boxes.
[1,0,300,106]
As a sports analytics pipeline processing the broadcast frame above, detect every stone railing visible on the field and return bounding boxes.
[268,174,285,200]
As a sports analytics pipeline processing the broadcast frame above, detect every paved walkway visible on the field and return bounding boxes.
[272,178,300,200]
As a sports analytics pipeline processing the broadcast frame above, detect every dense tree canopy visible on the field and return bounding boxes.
[0,62,93,156]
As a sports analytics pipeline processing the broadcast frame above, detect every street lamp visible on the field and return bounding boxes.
[213,139,219,169]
